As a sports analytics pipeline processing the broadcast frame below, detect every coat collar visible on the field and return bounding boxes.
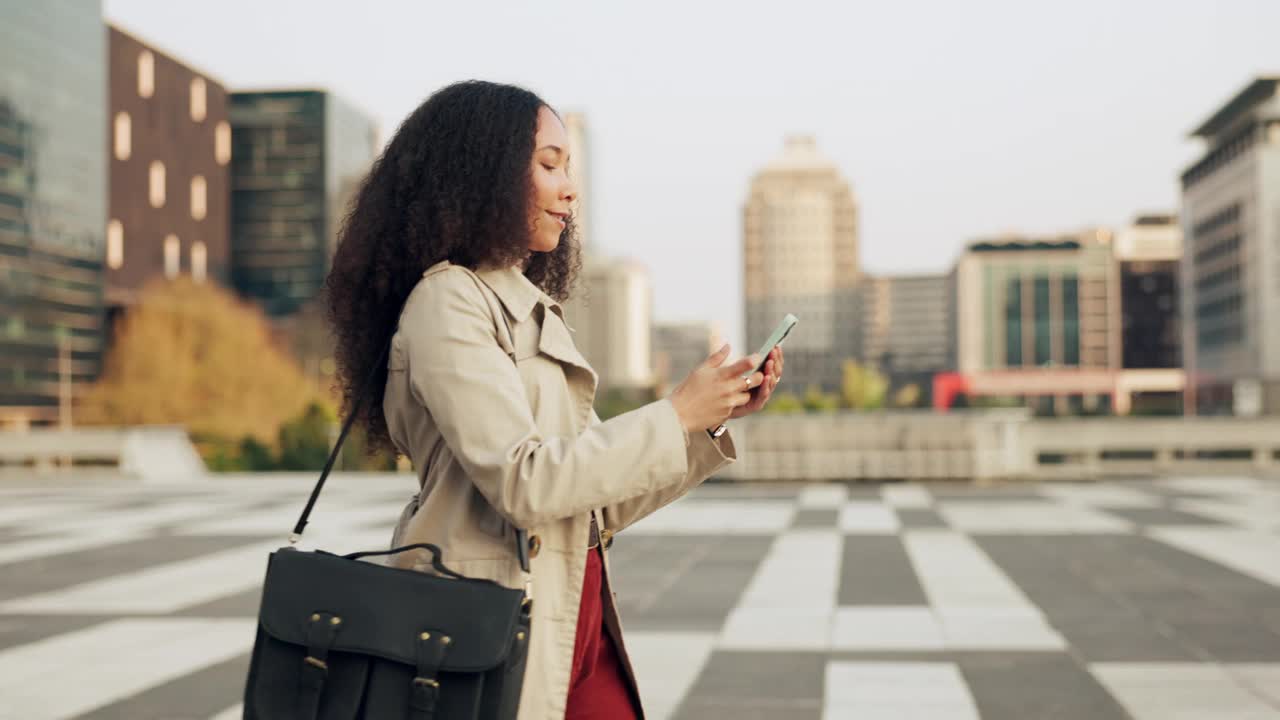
[472,262,562,324]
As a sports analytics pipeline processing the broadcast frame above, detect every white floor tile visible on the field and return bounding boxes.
[937,501,1132,534]
[0,618,255,720]
[832,606,943,651]
[880,485,933,508]
[1147,527,1280,587]
[1091,663,1280,720]
[626,500,795,535]
[838,501,901,534]
[623,631,716,720]
[799,484,849,508]
[824,662,979,720]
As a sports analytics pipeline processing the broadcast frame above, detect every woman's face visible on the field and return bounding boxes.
[529,106,577,254]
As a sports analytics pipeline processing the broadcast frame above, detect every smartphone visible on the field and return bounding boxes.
[747,313,798,376]
[707,313,797,439]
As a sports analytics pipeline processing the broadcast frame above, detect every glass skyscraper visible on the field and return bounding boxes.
[228,90,377,317]
[0,1,107,427]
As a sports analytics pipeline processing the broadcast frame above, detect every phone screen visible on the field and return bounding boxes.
[749,314,798,375]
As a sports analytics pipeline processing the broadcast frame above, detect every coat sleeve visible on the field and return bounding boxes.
[402,268,692,530]
[598,407,737,534]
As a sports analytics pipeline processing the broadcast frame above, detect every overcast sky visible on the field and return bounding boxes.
[105,0,1280,352]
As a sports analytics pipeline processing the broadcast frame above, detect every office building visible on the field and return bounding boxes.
[743,135,860,393]
[0,1,107,429]
[1180,77,1280,415]
[652,321,719,396]
[228,90,377,317]
[943,227,1182,414]
[106,26,230,323]
[857,274,951,397]
[572,258,653,392]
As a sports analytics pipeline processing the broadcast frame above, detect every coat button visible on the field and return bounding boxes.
[600,529,614,550]
[527,534,542,558]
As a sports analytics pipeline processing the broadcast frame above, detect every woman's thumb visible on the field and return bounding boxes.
[706,343,731,368]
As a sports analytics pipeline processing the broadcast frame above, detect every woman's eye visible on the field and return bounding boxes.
[542,164,556,172]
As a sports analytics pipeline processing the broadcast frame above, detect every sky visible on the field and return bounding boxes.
[104,0,1280,352]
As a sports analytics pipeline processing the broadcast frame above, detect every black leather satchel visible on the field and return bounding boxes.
[242,345,533,719]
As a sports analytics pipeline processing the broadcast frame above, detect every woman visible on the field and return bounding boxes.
[325,80,783,720]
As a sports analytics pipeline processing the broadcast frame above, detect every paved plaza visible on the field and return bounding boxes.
[0,474,1277,719]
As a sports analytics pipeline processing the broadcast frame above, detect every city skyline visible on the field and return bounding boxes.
[102,0,1280,352]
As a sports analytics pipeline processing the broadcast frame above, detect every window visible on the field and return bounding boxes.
[149,161,166,207]
[1062,275,1079,366]
[164,234,180,278]
[1005,277,1022,366]
[138,51,154,98]
[107,220,124,269]
[191,241,207,282]
[1034,276,1051,365]
[190,78,207,121]
[190,175,207,220]
[215,121,231,165]
[113,112,131,161]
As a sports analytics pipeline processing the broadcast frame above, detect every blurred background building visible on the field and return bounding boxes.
[227,90,377,318]
[743,135,860,394]
[1180,77,1280,416]
[651,321,719,397]
[559,111,656,398]
[939,220,1184,415]
[0,1,108,430]
[855,274,951,404]
[106,26,230,342]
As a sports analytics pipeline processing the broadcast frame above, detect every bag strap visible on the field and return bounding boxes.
[287,280,532,579]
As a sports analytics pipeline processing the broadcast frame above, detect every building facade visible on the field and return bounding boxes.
[106,26,230,321]
[1180,77,1280,415]
[0,1,107,428]
[945,225,1183,415]
[228,90,377,317]
[743,135,859,394]
[857,274,951,398]
[571,258,653,392]
[652,321,719,396]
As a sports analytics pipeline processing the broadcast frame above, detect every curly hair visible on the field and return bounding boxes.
[324,80,581,457]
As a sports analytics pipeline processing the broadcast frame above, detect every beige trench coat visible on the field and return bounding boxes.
[382,260,736,719]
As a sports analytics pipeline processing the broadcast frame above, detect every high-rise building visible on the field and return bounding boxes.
[1180,77,1280,415]
[857,274,951,397]
[743,135,859,393]
[1116,214,1181,371]
[652,321,719,396]
[558,111,654,394]
[0,1,107,429]
[944,227,1183,414]
[573,258,653,392]
[106,27,231,327]
[228,90,377,317]
[562,111,591,256]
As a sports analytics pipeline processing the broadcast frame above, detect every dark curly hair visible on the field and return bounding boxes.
[324,80,581,457]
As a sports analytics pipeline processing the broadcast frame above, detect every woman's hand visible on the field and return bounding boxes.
[728,346,783,419]
[669,344,765,433]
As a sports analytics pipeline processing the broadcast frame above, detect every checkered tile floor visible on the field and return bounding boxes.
[0,474,1278,719]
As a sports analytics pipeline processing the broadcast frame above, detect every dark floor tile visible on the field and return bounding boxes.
[70,652,250,720]
[0,615,113,651]
[677,650,826,716]
[838,535,929,606]
[0,535,275,603]
[609,535,773,632]
[958,652,1131,720]
[896,508,947,528]
[1098,506,1227,526]
[792,509,839,528]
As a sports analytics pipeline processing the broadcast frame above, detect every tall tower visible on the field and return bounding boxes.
[743,135,859,392]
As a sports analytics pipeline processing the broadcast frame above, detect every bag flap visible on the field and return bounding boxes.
[257,548,527,672]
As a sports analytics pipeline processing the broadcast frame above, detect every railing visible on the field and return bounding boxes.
[717,410,1280,482]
